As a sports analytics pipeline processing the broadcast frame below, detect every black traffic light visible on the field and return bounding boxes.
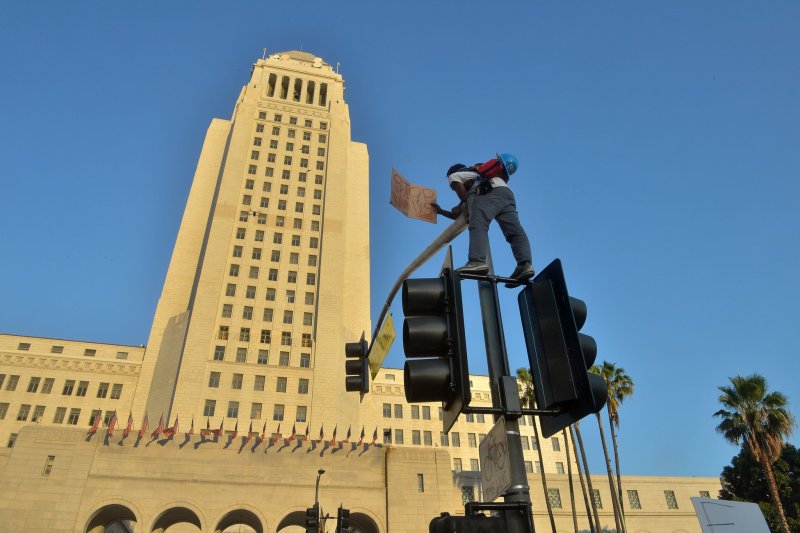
[344,333,369,395]
[305,504,320,533]
[518,259,608,438]
[429,513,505,532]
[402,247,470,433]
[335,505,351,533]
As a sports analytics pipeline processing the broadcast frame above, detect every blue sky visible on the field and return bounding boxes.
[0,1,798,479]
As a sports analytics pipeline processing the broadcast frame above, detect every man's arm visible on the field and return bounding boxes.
[449,181,469,203]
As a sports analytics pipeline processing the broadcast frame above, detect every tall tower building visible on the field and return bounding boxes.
[131,51,370,433]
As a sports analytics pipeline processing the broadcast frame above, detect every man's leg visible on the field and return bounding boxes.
[466,193,494,265]
[494,188,533,271]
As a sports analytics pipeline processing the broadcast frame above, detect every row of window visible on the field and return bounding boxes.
[222,283,315,304]
[14,343,129,359]
[254,139,327,154]
[232,245,317,266]
[0,404,82,427]
[210,347,310,367]
[256,112,327,130]
[0,375,123,399]
[207,372,309,394]
[229,265,317,285]
[216,327,312,347]
[203,399,306,422]
[220,306,314,326]
[244,173,323,190]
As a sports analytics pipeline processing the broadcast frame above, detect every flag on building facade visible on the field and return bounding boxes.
[123,412,134,438]
[231,421,239,440]
[357,426,365,445]
[330,425,338,446]
[138,413,149,439]
[245,422,254,444]
[87,413,102,436]
[288,423,296,441]
[151,414,164,438]
[188,417,195,437]
[371,427,378,444]
[163,416,179,439]
[106,412,118,436]
[343,425,351,444]
[260,422,267,443]
[212,419,224,437]
[271,423,281,444]
[304,424,310,441]
[201,418,211,436]
[317,425,324,443]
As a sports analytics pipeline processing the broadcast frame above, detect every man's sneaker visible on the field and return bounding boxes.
[457,261,489,275]
[505,262,535,287]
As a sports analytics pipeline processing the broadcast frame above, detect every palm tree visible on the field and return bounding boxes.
[573,421,601,532]
[562,428,578,532]
[517,367,557,532]
[593,362,634,521]
[571,423,599,533]
[590,364,625,533]
[714,374,796,533]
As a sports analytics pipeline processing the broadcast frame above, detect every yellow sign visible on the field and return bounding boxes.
[369,313,396,379]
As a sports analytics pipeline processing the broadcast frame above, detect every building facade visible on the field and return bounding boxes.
[0,52,719,533]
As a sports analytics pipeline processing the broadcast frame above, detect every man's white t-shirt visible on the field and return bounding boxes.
[447,170,508,189]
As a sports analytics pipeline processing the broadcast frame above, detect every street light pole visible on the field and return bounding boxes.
[315,469,326,507]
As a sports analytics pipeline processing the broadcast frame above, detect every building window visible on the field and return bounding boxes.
[226,284,236,297]
[236,347,248,362]
[6,375,19,391]
[524,461,533,473]
[231,374,243,390]
[76,381,88,397]
[276,377,287,393]
[27,377,40,393]
[296,406,307,423]
[298,379,309,394]
[110,384,123,399]
[300,354,311,367]
[204,400,216,417]
[394,404,403,418]
[257,350,268,364]
[208,372,220,388]
[699,490,710,498]
[51,345,64,354]
[222,304,233,318]
[53,407,66,424]
[239,328,250,342]
[383,403,392,418]
[214,346,225,361]
[7,434,17,448]
[468,433,477,448]
[229,264,240,277]
[412,430,421,445]
[422,406,431,420]
[248,266,259,279]
[16,404,31,421]
[250,403,262,420]
[283,310,294,324]
[227,401,239,418]
[291,234,301,246]
[411,406,420,420]
[254,375,265,391]
[266,288,276,301]
[97,382,109,398]
[476,413,485,424]
[279,352,290,366]
[303,312,313,326]
[218,326,229,340]
[301,334,312,348]
[440,432,449,446]
[470,459,480,471]
[665,490,678,509]
[260,329,273,345]
[453,458,462,471]
[0,403,7,420]
[451,432,461,447]
[424,431,433,446]
[273,404,285,421]
[551,437,560,451]
[62,380,75,396]
[556,462,565,474]
[383,429,392,444]
[547,489,562,509]
[592,489,603,509]
[628,490,642,509]
[42,455,56,477]
[67,408,81,425]
[535,461,542,473]
[305,292,315,305]
[417,473,425,493]
[281,331,292,346]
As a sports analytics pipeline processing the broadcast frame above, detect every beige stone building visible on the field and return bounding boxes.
[0,51,719,533]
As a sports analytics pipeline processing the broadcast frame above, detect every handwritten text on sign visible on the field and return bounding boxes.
[390,169,437,223]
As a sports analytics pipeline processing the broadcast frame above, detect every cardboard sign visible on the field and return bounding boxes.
[479,418,512,502]
[390,169,437,223]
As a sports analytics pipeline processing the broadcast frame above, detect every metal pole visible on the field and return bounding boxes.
[315,469,325,506]
[476,249,534,533]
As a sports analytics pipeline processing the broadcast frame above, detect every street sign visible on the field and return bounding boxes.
[479,418,512,503]
[368,313,396,379]
[691,497,770,533]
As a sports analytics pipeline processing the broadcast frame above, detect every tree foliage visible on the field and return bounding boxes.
[720,443,800,532]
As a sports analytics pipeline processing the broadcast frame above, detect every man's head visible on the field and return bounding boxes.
[447,163,467,177]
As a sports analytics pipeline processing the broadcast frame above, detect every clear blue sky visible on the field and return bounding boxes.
[1,1,798,479]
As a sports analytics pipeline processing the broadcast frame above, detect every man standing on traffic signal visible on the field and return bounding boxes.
[432,153,534,282]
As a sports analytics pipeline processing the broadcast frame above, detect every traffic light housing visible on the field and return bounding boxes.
[344,333,369,396]
[402,247,470,433]
[335,505,351,533]
[518,259,607,438]
[429,513,505,532]
[305,504,319,533]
